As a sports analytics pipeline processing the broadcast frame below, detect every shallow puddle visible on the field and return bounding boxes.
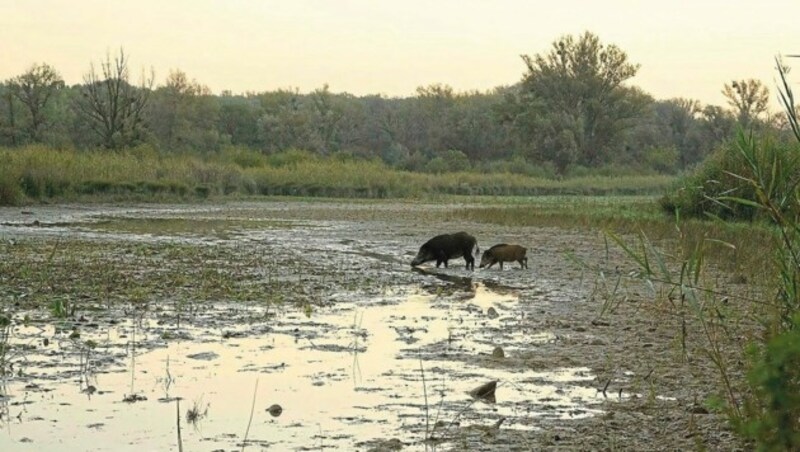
[1,283,605,450]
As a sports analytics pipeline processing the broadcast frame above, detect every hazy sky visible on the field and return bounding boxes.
[2,0,799,106]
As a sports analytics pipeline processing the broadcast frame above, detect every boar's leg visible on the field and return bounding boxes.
[464,254,474,271]
[435,251,449,268]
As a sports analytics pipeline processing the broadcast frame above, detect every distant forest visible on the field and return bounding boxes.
[1,32,791,176]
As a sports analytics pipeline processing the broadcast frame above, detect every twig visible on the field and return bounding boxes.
[600,379,611,398]
[241,379,259,451]
[176,398,183,452]
[419,353,430,440]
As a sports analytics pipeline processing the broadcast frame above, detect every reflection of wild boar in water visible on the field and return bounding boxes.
[479,244,528,270]
[411,232,479,270]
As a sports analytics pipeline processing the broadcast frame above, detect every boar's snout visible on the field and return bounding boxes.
[411,249,431,267]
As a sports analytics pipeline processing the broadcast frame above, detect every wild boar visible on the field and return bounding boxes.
[411,231,479,270]
[479,244,528,270]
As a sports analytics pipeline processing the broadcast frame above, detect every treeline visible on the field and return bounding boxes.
[0,32,791,176]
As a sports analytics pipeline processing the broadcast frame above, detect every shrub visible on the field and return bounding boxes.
[0,176,22,205]
[661,134,800,221]
[741,316,800,450]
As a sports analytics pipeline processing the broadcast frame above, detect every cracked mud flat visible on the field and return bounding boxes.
[0,201,743,450]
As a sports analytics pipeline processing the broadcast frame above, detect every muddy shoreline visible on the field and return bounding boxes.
[0,201,743,450]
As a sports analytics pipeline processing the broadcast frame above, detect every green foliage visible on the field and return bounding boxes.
[509,32,648,172]
[643,146,680,174]
[0,178,21,205]
[722,79,770,128]
[660,133,800,221]
[632,59,800,450]
[0,35,756,175]
[742,315,800,450]
[266,148,318,167]
[6,63,64,143]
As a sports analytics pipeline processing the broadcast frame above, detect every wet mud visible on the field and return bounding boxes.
[0,201,743,450]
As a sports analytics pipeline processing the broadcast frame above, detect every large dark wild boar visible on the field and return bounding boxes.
[479,244,528,270]
[411,232,479,270]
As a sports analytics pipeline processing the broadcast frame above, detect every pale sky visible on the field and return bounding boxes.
[2,0,799,107]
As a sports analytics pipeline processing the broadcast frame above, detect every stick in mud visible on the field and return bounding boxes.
[176,398,183,452]
[240,379,259,451]
[600,379,611,398]
[419,353,430,439]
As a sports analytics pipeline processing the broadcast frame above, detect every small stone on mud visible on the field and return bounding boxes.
[486,307,499,319]
[468,380,497,403]
[267,404,283,417]
[491,346,505,359]
[222,330,246,339]
[187,351,219,361]
[688,404,709,414]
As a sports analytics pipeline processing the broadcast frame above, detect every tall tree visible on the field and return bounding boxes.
[217,95,261,147]
[75,49,154,149]
[513,32,646,171]
[722,78,769,127]
[149,69,219,152]
[258,89,313,152]
[0,86,20,146]
[700,105,736,144]
[308,84,345,154]
[7,63,64,142]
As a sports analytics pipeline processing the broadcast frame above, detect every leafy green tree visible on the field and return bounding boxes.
[74,49,154,149]
[149,69,220,152]
[217,95,261,148]
[700,105,736,144]
[722,78,769,128]
[625,98,710,171]
[449,89,510,162]
[6,63,64,143]
[414,84,457,154]
[442,149,471,171]
[0,84,21,146]
[308,84,346,154]
[512,32,647,172]
[258,89,313,152]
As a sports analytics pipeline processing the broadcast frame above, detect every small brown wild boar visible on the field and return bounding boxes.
[479,244,528,270]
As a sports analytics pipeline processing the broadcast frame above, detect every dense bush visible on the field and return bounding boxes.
[741,314,800,450]
[660,133,800,221]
